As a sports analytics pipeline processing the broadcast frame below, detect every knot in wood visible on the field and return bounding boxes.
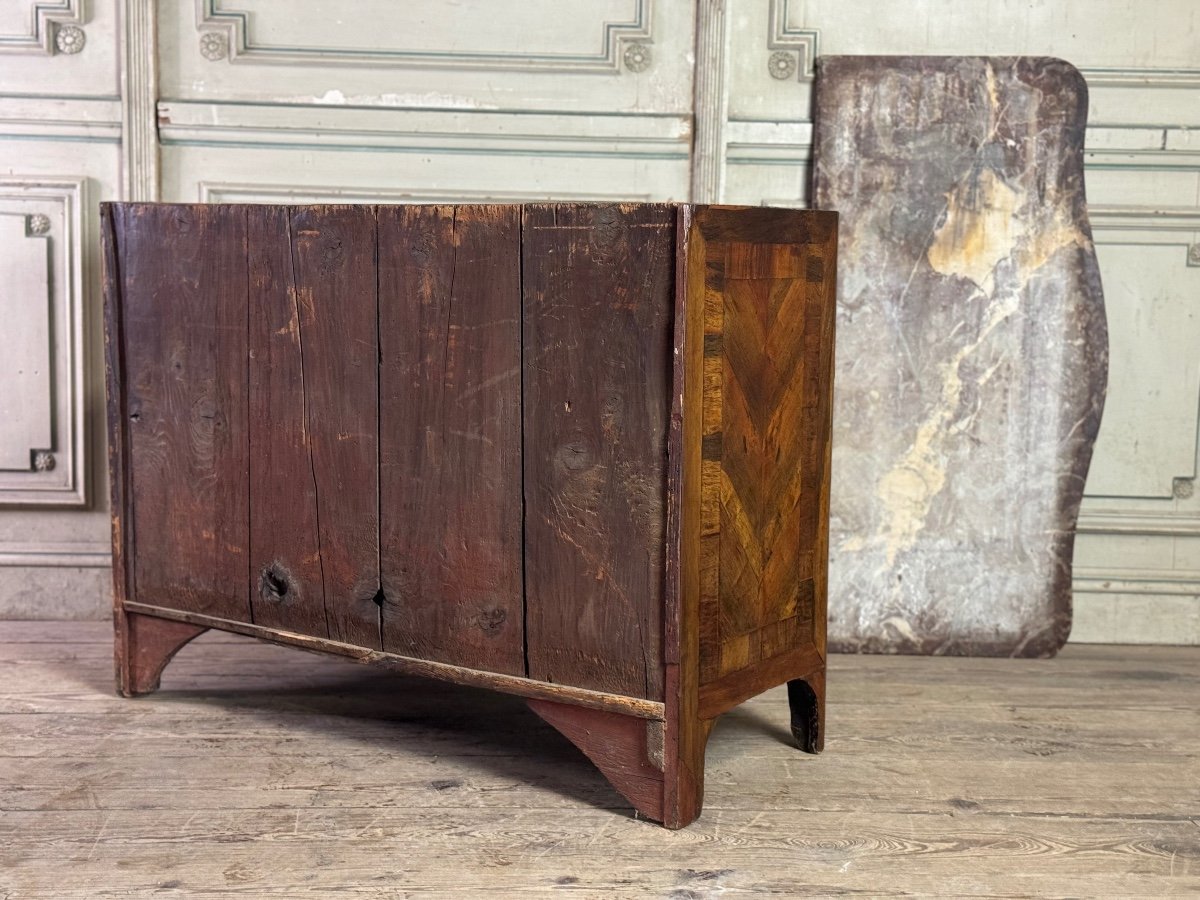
[259,564,291,602]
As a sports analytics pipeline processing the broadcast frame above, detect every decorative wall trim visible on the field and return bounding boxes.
[1080,67,1200,89]
[120,0,159,200]
[1088,205,1200,229]
[1075,568,1200,595]
[768,51,797,80]
[0,0,85,55]
[54,22,84,53]
[724,120,812,164]
[197,182,654,204]
[0,95,121,142]
[767,0,818,81]
[1089,205,1200,272]
[0,540,110,567]
[195,0,654,73]
[1085,150,1200,171]
[1071,201,1200,638]
[622,41,651,73]
[1076,512,1200,537]
[0,214,52,473]
[0,177,88,507]
[690,0,729,202]
[1079,204,1200,535]
[157,101,691,160]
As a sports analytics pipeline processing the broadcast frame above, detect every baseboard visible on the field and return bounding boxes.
[1071,587,1200,645]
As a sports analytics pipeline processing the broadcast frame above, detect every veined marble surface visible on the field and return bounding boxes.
[813,57,1108,656]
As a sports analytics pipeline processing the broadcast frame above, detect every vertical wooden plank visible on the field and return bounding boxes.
[522,203,674,701]
[246,206,328,636]
[117,204,250,621]
[287,206,380,648]
[662,204,711,828]
[810,232,837,661]
[102,202,137,681]
[378,205,524,675]
[699,243,727,683]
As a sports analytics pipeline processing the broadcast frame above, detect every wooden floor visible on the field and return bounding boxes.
[0,623,1197,898]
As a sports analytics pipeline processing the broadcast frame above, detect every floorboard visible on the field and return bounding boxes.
[0,622,1197,898]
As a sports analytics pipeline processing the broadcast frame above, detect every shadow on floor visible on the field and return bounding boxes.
[49,630,801,821]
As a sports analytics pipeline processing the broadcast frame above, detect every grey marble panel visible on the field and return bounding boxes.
[812,57,1108,656]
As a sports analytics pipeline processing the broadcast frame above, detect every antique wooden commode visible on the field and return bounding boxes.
[102,202,836,828]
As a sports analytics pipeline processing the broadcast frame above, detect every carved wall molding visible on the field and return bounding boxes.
[199,29,226,61]
[768,50,797,80]
[158,100,690,160]
[766,0,818,81]
[0,0,86,56]
[1089,206,1200,229]
[1076,511,1200,537]
[0,177,88,507]
[622,40,650,72]
[757,10,1200,89]
[54,22,83,53]
[0,96,121,142]
[1080,67,1200,88]
[0,540,111,567]
[690,0,729,201]
[119,0,159,200]
[197,182,653,205]
[194,0,654,73]
[1074,567,1200,594]
[1078,204,1200,532]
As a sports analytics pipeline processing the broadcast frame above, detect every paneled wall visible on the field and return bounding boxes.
[1,1,1196,642]
[0,0,119,614]
[708,0,1200,644]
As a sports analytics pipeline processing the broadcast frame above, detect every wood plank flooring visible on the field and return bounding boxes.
[0,621,1197,898]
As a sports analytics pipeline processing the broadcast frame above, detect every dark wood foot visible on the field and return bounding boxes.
[115,610,208,697]
[527,699,667,824]
[662,714,714,829]
[787,670,825,753]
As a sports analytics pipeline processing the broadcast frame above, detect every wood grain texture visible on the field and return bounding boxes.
[697,207,836,680]
[113,611,208,697]
[697,642,823,721]
[103,202,840,832]
[6,624,1199,898]
[521,203,675,700]
[662,204,713,829]
[111,204,251,621]
[286,206,381,648]
[246,205,327,637]
[692,207,836,698]
[378,205,524,675]
[122,601,663,720]
[100,204,132,633]
[527,699,666,824]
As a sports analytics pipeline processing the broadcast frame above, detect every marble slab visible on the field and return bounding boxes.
[812,57,1108,656]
